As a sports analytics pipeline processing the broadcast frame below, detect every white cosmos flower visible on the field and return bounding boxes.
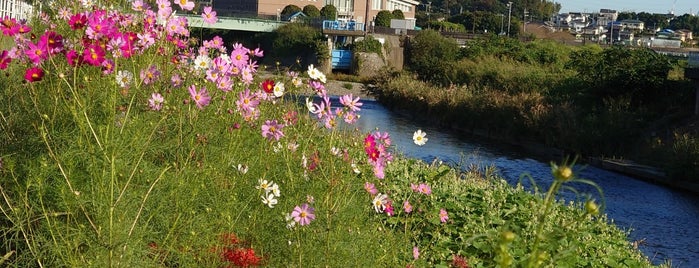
[256,179,270,192]
[270,183,280,197]
[351,163,361,174]
[237,164,248,174]
[413,129,428,146]
[307,64,326,83]
[372,193,388,213]
[273,82,285,97]
[261,193,278,208]
[115,70,133,88]
[305,97,317,113]
[193,54,211,70]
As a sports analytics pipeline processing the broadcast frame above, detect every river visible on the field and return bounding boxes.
[340,97,699,267]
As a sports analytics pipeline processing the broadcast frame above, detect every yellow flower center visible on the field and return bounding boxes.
[195,95,201,101]
[300,211,307,218]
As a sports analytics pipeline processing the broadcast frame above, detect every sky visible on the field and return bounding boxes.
[555,0,697,16]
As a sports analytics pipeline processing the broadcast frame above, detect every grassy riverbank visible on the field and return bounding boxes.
[0,3,658,267]
[382,32,699,185]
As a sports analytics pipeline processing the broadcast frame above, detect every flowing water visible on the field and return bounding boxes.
[338,97,699,267]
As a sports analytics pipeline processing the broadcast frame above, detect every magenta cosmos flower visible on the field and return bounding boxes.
[291,203,315,226]
[188,85,211,109]
[261,120,284,141]
[24,67,45,82]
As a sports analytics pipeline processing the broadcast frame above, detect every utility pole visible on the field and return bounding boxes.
[499,14,504,35]
[364,0,370,35]
[507,2,513,36]
[523,8,528,32]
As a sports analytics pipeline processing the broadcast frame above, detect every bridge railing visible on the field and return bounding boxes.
[0,0,33,21]
[322,20,365,32]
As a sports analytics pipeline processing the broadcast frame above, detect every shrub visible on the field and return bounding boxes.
[269,23,326,63]
[350,35,383,56]
[303,5,321,18]
[392,9,405,20]
[320,5,338,20]
[407,29,460,84]
[281,5,302,19]
[375,10,393,27]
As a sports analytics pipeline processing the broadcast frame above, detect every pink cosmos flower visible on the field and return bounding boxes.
[82,43,105,66]
[24,67,44,82]
[176,0,195,11]
[230,47,249,68]
[101,59,115,74]
[0,17,19,36]
[291,203,315,226]
[66,50,82,66]
[417,183,432,195]
[249,47,264,57]
[171,73,183,88]
[439,208,449,223]
[403,200,413,213]
[188,85,211,109]
[25,40,48,65]
[202,6,218,24]
[364,182,378,195]
[339,94,363,112]
[131,0,150,11]
[236,88,259,113]
[148,92,164,111]
[385,201,394,216]
[41,31,63,54]
[140,65,161,85]
[261,120,285,141]
[0,50,11,69]
[413,246,420,260]
[68,13,87,30]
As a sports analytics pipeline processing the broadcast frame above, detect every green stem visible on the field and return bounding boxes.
[528,180,562,268]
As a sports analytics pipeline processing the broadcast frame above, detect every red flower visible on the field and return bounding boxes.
[261,79,274,94]
[222,247,261,267]
[364,134,376,155]
[24,67,44,82]
[451,254,470,268]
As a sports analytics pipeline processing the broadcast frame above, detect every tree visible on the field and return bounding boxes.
[375,10,393,27]
[303,5,321,18]
[281,5,302,19]
[392,9,405,20]
[320,5,337,20]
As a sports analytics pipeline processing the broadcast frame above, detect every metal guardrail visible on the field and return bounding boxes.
[322,20,364,32]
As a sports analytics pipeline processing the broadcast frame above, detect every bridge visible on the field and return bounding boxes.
[181,14,287,32]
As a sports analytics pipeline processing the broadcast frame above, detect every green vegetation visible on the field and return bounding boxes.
[406,30,460,83]
[350,35,383,56]
[266,23,328,63]
[378,34,698,182]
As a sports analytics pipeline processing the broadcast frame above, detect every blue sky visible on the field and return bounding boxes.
[555,0,697,15]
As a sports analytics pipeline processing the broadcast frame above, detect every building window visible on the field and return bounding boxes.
[372,0,381,10]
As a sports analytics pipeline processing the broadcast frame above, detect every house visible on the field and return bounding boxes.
[677,29,694,41]
[0,0,33,20]
[596,8,618,27]
[619,19,644,32]
[212,0,419,24]
[569,19,589,33]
